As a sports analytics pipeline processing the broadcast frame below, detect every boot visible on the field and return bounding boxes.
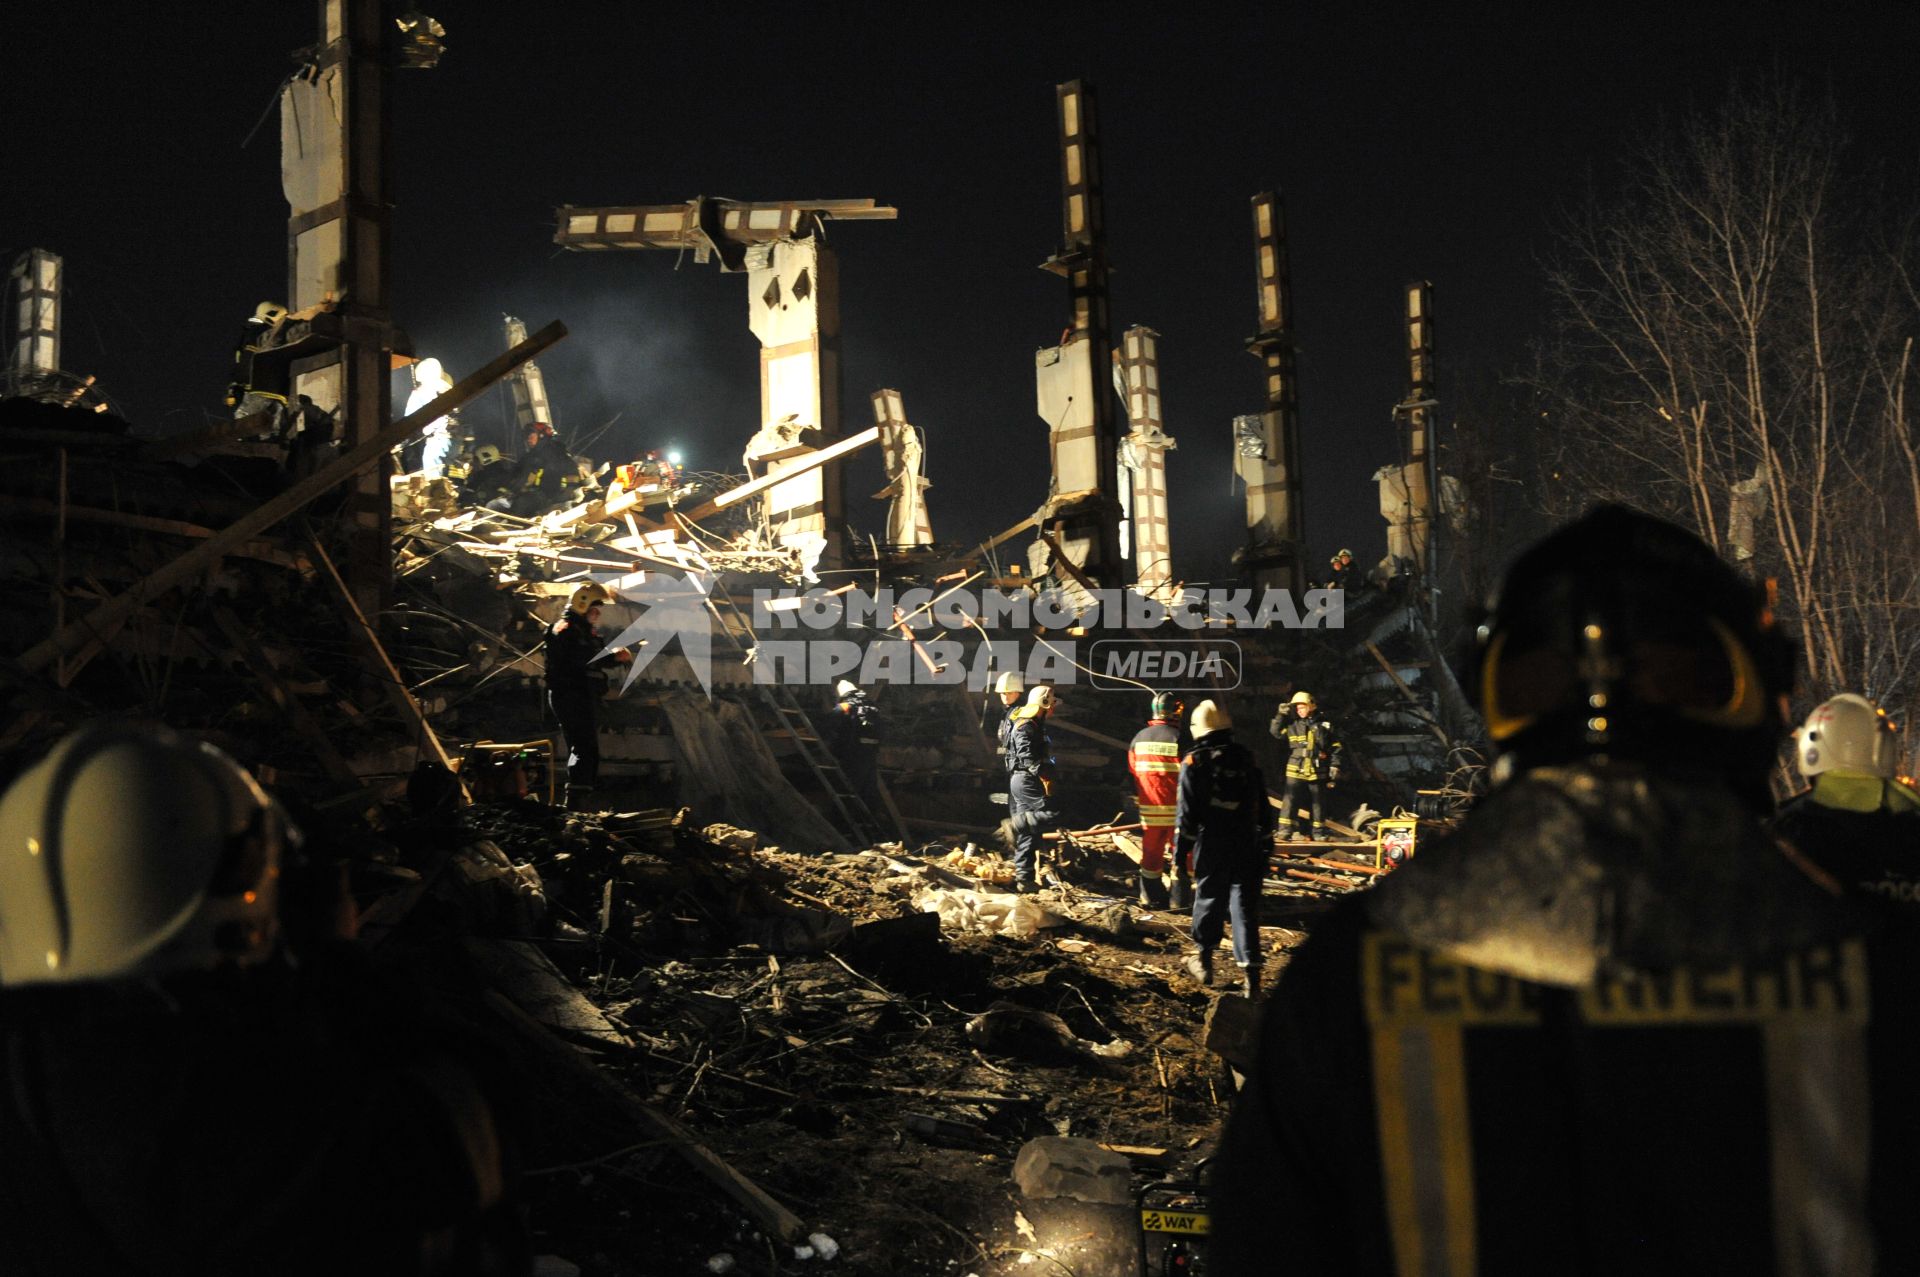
[1168,871,1193,911]
[1278,825,1296,844]
[1239,965,1262,999]
[1184,951,1215,987]
[1138,870,1171,910]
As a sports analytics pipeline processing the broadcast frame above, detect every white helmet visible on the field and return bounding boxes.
[835,679,859,698]
[1191,699,1232,737]
[0,723,288,987]
[1796,693,1898,780]
[994,671,1025,696]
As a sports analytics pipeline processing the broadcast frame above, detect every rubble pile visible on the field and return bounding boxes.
[358,799,1290,1276]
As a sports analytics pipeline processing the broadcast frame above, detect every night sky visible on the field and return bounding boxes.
[3,3,1913,580]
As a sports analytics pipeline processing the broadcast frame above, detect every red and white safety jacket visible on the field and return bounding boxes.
[1128,718,1183,828]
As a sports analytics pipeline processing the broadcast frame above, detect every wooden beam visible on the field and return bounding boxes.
[1364,640,1452,748]
[0,497,307,569]
[677,426,881,523]
[12,322,566,679]
[308,534,465,800]
[483,991,808,1245]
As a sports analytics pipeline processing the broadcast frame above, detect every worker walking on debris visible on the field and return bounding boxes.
[545,582,633,807]
[1270,689,1342,841]
[0,722,526,1275]
[1127,692,1185,909]
[1214,505,1920,1273]
[1774,693,1920,909]
[1177,700,1276,997]
[1002,685,1061,894]
[831,678,884,810]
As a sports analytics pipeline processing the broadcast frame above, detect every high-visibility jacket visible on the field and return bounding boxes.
[1274,712,1342,781]
[1128,719,1182,829]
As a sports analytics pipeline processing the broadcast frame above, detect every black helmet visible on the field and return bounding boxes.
[1150,692,1183,722]
[1466,505,1795,810]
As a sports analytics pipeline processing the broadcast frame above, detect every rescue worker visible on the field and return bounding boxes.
[1328,547,1355,591]
[406,356,458,479]
[1270,689,1342,840]
[1213,505,1920,1273]
[544,583,633,806]
[461,443,517,508]
[831,678,883,810]
[0,722,526,1275]
[1002,685,1061,894]
[1127,692,1185,909]
[1177,700,1276,996]
[226,300,293,440]
[992,671,1025,757]
[1773,693,1920,910]
[507,421,573,517]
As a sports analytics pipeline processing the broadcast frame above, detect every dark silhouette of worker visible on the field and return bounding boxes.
[504,421,574,517]
[1213,506,1920,1273]
[830,678,883,813]
[1178,699,1276,997]
[543,583,632,807]
[1001,685,1061,894]
[0,721,528,1276]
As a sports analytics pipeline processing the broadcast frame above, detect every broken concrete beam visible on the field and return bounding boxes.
[1201,990,1263,1074]
[1013,1137,1133,1206]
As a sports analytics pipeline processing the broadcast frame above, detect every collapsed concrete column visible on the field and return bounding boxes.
[6,248,61,381]
[870,388,933,550]
[501,313,554,446]
[281,0,396,617]
[1376,280,1436,581]
[1113,326,1176,599]
[1031,79,1124,599]
[554,198,894,576]
[1234,191,1306,594]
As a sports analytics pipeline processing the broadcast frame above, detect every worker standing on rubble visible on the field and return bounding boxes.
[1327,547,1355,591]
[545,582,633,807]
[1213,506,1920,1272]
[1127,692,1185,909]
[407,356,458,479]
[461,443,517,508]
[507,421,574,517]
[1002,685,1061,894]
[1177,700,1275,996]
[1774,693,1920,909]
[0,722,528,1275]
[226,300,293,440]
[1270,690,1342,841]
[831,678,884,811]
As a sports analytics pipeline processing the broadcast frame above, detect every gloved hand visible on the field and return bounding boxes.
[1328,765,1340,783]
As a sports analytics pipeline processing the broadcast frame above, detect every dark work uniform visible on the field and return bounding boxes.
[461,458,518,508]
[1177,729,1275,970]
[1005,711,1058,888]
[510,438,574,517]
[1213,762,1920,1275]
[1774,774,1920,911]
[544,609,607,791]
[1270,708,1343,839]
[0,951,525,1276]
[832,690,883,807]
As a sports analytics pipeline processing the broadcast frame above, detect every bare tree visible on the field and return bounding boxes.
[1526,78,1920,752]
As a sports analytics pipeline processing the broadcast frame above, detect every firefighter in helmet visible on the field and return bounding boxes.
[1001,685,1060,894]
[0,723,524,1274]
[991,670,1025,757]
[544,582,633,805]
[1270,689,1343,840]
[1127,692,1185,909]
[1177,699,1277,996]
[1773,693,1920,909]
[1211,506,1920,1271]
